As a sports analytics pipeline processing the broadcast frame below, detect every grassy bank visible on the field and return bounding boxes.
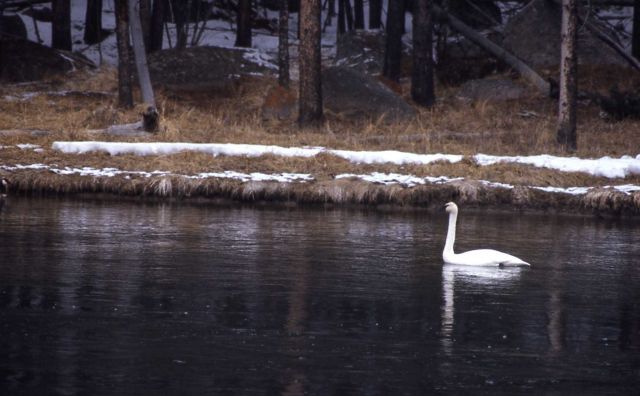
[1,67,640,216]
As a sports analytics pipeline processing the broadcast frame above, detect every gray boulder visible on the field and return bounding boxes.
[0,15,27,39]
[322,66,416,122]
[148,46,276,91]
[503,0,626,68]
[335,30,387,75]
[0,37,94,82]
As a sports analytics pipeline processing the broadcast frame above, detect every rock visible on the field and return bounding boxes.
[511,186,532,207]
[437,33,505,85]
[148,46,276,92]
[0,15,27,39]
[261,85,297,120]
[0,37,94,82]
[456,78,528,102]
[503,0,626,68]
[322,66,416,122]
[335,30,386,75]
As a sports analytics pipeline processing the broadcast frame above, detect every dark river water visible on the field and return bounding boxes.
[0,198,639,395]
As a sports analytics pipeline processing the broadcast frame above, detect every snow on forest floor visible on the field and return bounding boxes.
[13,0,335,72]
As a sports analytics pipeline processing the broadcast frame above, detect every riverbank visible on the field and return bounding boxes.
[2,69,640,216]
[2,161,639,216]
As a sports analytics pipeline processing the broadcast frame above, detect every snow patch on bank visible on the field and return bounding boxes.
[52,141,323,158]
[51,141,464,166]
[0,164,313,183]
[336,173,463,187]
[475,153,640,179]
[3,164,639,195]
[51,141,640,178]
[339,172,640,196]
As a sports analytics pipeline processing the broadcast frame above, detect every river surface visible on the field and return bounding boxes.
[0,198,639,395]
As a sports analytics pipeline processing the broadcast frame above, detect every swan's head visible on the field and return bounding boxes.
[444,202,458,214]
[0,178,8,196]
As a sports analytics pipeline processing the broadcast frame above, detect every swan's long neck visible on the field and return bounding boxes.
[444,211,457,256]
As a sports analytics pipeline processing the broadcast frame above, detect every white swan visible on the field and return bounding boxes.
[443,202,530,267]
[0,178,7,209]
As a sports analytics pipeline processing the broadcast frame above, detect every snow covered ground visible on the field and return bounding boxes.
[51,141,465,166]
[50,141,640,180]
[12,0,337,69]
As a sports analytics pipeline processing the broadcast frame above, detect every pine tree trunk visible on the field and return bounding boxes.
[84,0,103,45]
[115,0,133,108]
[400,0,407,34]
[139,0,152,51]
[633,0,640,59]
[557,0,578,152]
[52,0,71,50]
[298,0,323,127]
[383,0,404,81]
[278,0,290,88]
[353,0,364,29]
[411,0,435,107]
[174,0,190,49]
[369,0,382,29]
[337,0,346,35]
[149,0,166,52]
[235,0,252,47]
[344,0,354,31]
[128,0,156,110]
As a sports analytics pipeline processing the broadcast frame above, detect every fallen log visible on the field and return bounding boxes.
[0,129,50,137]
[432,4,550,95]
[87,121,154,137]
[550,0,640,70]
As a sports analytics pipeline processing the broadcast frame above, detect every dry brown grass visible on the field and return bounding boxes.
[3,67,640,154]
[2,66,640,213]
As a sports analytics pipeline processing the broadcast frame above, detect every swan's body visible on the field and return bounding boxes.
[443,202,530,267]
[0,179,7,208]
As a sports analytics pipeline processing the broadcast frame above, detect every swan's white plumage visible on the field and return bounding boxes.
[442,202,530,267]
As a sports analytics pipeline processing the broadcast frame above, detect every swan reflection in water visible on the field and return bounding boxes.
[440,264,524,355]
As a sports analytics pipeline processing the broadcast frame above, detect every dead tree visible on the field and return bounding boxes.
[549,0,640,70]
[557,0,578,152]
[278,0,290,88]
[412,0,435,107]
[115,0,133,108]
[298,0,323,126]
[129,0,158,131]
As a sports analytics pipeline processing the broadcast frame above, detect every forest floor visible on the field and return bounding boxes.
[1,67,640,216]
